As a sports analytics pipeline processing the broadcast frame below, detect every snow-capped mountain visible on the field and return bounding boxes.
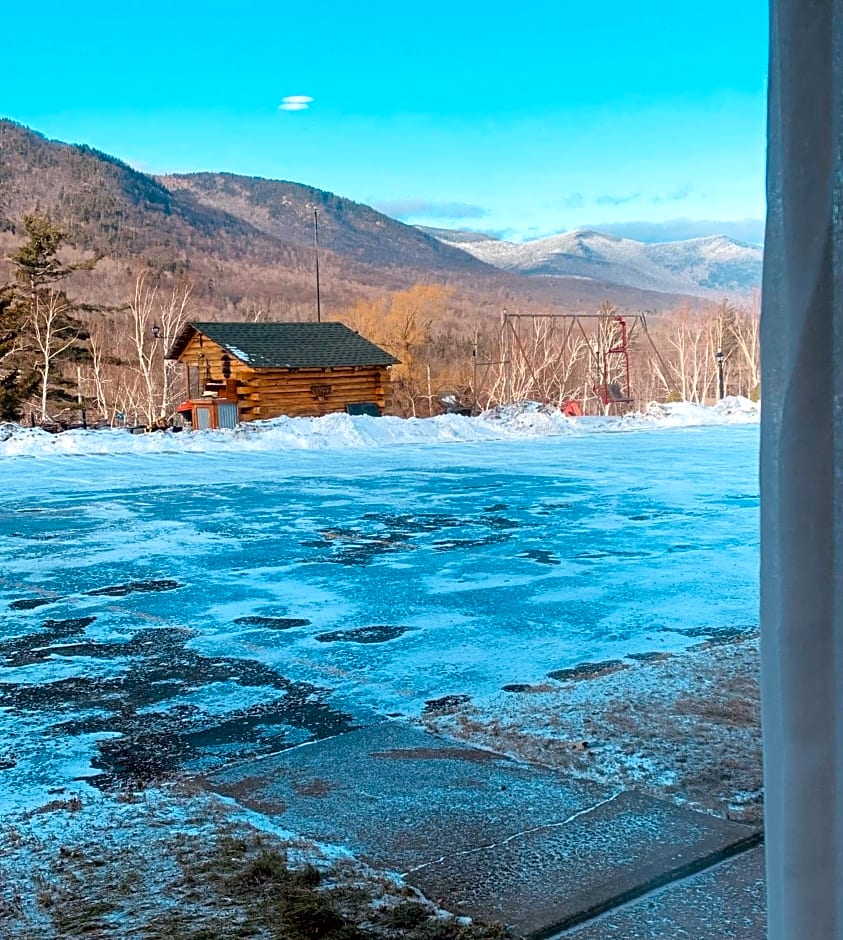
[419,227,763,297]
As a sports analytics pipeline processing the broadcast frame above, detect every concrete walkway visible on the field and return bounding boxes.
[559,846,766,939]
[206,721,763,938]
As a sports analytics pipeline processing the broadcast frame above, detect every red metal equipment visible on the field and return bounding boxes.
[594,315,632,406]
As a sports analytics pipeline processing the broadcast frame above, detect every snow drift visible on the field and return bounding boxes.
[0,397,758,459]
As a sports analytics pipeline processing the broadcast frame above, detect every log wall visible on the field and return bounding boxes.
[178,335,393,419]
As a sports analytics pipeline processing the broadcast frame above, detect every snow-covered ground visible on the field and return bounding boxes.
[0,400,759,815]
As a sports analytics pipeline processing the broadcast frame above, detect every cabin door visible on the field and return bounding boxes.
[195,406,211,430]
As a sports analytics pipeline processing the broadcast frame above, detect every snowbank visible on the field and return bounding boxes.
[0,397,758,458]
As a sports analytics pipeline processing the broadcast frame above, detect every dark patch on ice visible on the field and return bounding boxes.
[0,622,356,787]
[484,503,509,512]
[480,515,520,530]
[315,625,408,644]
[44,617,97,634]
[9,597,53,610]
[302,511,518,565]
[626,651,673,663]
[86,579,182,597]
[304,526,413,567]
[0,617,98,666]
[423,694,470,714]
[433,533,511,552]
[548,660,628,682]
[574,549,651,560]
[519,549,560,566]
[234,616,311,630]
[9,531,61,541]
[627,509,676,521]
[361,512,464,534]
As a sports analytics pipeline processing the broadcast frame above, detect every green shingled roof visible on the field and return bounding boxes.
[166,321,399,369]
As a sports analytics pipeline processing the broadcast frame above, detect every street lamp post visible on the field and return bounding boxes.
[150,324,170,423]
[313,210,322,324]
[715,349,725,400]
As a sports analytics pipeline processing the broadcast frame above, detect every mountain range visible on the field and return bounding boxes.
[418,227,762,297]
[0,119,751,317]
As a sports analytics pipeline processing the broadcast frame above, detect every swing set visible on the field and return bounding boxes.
[473,310,671,414]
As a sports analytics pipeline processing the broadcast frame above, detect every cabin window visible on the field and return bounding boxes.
[221,354,232,378]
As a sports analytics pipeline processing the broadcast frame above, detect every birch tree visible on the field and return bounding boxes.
[126,271,192,424]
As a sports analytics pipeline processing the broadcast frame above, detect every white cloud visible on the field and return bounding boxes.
[374,198,489,220]
[279,95,314,111]
[589,218,766,245]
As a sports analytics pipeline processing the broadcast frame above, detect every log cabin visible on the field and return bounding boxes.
[166,321,399,428]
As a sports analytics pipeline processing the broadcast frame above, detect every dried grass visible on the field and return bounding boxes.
[424,636,763,825]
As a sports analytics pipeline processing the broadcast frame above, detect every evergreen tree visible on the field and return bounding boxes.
[0,286,38,421]
[7,215,96,421]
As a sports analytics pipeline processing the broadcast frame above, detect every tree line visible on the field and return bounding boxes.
[1,216,760,427]
[1,216,193,427]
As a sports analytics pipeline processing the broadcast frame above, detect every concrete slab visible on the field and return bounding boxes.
[208,721,607,870]
[206,721,760,938]
[407,788,760,937]
[560,845,766,939]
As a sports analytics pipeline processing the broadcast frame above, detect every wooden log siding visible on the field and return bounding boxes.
[179,334,392,419]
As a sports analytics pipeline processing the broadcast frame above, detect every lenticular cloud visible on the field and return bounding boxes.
[279,95,314,111]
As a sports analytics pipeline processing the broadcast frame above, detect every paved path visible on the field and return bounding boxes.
[206,721,762,938]
[559,846,766,939]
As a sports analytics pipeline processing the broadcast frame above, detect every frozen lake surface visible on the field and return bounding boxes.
[0,411,759,811]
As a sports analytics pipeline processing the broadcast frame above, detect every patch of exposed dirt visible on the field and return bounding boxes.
[370,747,504,764]
[547,660,629,682]
[423,695,472,715]
[423,636,762,825]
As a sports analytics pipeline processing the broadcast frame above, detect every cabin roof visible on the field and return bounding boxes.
[166,321,400,368]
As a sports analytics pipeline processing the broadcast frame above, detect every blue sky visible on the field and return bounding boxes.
[2,1,767,242]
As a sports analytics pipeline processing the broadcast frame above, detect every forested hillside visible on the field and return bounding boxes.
[0,120,758,428]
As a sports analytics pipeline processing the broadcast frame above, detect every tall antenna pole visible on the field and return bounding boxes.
[314,209,322,323]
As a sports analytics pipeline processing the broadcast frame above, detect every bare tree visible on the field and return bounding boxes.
[30,290,86,421]
[486,315,593,409]
[125,272,192,424]
[127,272,159,425]
[155,280,192,418]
